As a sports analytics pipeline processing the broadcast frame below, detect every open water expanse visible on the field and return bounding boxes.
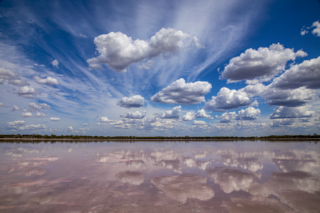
[0,141,320,213]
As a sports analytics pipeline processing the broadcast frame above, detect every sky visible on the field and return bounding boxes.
[0,0,320,136]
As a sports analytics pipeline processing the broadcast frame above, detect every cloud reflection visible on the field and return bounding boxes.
[116,171,144,185]
[151,174,214,203]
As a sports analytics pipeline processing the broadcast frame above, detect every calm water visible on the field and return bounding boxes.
[0,141,320,213]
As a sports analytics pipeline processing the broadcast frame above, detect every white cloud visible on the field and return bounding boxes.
[67,126,73,131]
[28,102,51,112]
[87,28,200,72]
[301,29,308,36]
[51,59,59,67]
[12,105,19,111]
[117,95,145,108]
[220,43,307,83]
[272,119,294,127]
[272,56,320,89]
[83,123,88,126]
[9,79,28,86]
[192,120,208,125]
[160,106,181,119]
[50,117,60,121]
[218,107,260,123]
[7,120,25,129]
[195,109,213,120]
[0,67,18,80]
[183,109,213,121]
[235,107,260,120]
[264,86,317,107]
[270,105,314,119]
[139,60,154,70]
[34,76,59,85]
[249,100,259,107]
[25,124,46,130]
[311,21,320,37]
[100,116,114,122]
[219,112,236,123]
[120,111,146,119]
[20,112,32,117]
[182,111,196,121]
[35,112,48,117]
[151,78,211,105]
[17,86,37,99]
[0,103,3,108]
[205,87,251,111]
[0,65,28,86]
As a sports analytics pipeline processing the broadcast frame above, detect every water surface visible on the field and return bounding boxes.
[0,141,320,213]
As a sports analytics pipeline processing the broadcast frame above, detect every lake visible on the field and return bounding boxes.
[0,141,320,213]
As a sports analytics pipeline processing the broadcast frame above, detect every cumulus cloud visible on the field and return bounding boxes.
[195,109,213,119]
[120,111,146,119]
[249,100,259,107]
[25,124,46,130]
[0,67,18,80]
[235,107,261,120]
[9,79,28,86]
[272,119,294,127]
[0,68,29,87]
[205,87,251,111]
[272,56,320,89]
[50,117,60,121]
[99,116,115,123]
[0,103,3,107]
[34,76,59,85]
[311,21,320,37]
[17,86,37,99]
[218,107,260,123]
[270,105,314,119]
[35,112,48,117]
[67,126,73,131]
[160,106,181,119]
[117,95,144,108]
[7,120,25,129]
[151,78,211,105]
[220,43,307,83]
[28,102,51,112]
[183,109,213,121]
[87,28,200,72]
[264,87,317,107]
[12,105,19,111]
[219,112,236,123]
[182,112,195,121]
[20,112,32,117]
[51,59,59,67]
[192,120,208,125]
[83,123,88,126]
[301,29,308,36]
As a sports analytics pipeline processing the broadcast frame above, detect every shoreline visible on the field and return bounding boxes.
[0,137,319,142]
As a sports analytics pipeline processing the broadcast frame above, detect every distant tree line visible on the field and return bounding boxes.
[0,134,319,142]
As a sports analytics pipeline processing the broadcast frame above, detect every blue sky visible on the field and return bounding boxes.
[0,0,320,136]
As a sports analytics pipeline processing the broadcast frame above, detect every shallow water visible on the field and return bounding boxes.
[0,141,320,213]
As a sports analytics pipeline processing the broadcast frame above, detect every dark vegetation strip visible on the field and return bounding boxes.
[0,134,319,142]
